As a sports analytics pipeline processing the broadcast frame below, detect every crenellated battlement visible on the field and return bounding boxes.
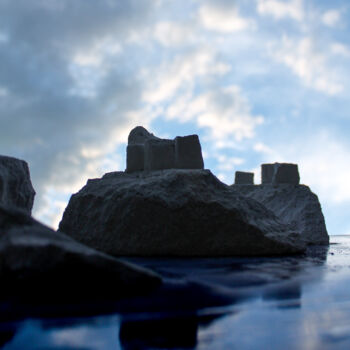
[234,163,300,185]
[126,126,204,172]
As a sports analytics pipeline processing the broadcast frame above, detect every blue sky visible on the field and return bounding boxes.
[1,0,350,235]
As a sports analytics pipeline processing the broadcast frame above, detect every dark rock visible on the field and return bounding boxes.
[144,139,176,171]
[235,171,254,185]
[0,156,35,213]
[261,163,300,185]
[233,184,329,245]
[128,126,159,145]
[59,169,305,257]
[126,144,145,173]
[174,135,204,170]
[119,316,199,349]
[126,126,204,173]
[0,205,161,300]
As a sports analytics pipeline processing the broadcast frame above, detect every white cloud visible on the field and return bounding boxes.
[217,154,245,171]
[72,38,122,67]
[322,9,341,27]
[257,0,304,21]
[0,86,8,97]
[297,137,350,204]
[270,36,343,95]
[166,85,264,142]
[217,172,229,183]
[199,3,253,33]
[154,21,195,47]
[253,142,273,154]
[0,0,159,227]
[68,63,105,98]
[331,43,350,57]
[2,0,350,234]
[143,49,230,103]
[256,132,350,205]
[35,195,69,230]
[0,32,8,43]
[69,38,124,97]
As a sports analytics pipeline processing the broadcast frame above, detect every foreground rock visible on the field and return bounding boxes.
[0,156,35,213]
[232,163,329,245]
[59,169,305,257]
[0,205,161,299]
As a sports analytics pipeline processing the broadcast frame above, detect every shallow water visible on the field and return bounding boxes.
[2,236,350,350]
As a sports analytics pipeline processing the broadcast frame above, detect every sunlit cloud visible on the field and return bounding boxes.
[199,2,253,33]
[270,36,343,95]
[154,21,196,47]
[0,0,350,235]
[216,154,245,171]
[183,86,262,141]
[255,131,350,205]
[143,48,230,103]
[0,86,8,97]
[322,9,341,27]
[0,32,8,43]
[257,0,304,21]
[330,43,350,57]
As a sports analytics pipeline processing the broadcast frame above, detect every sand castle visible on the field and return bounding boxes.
[234,163,300,185]
[126,126,204,172]
[233,164,329,245]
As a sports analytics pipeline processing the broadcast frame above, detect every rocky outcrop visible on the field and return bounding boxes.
[59,169,305,257]
[126,126,204,172]
[0,156,35,213]
[233,184,329,245]
[0,204,161,299]
[232,163,329,245]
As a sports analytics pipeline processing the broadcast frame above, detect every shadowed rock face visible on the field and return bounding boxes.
[59,169,305,257]
[0,156,35,214]
[262,163,300,185]
[235,171,254,185]
[0,205,161,300]
[174,135,204,169]
[232,184,329,245]
[128,126,159,145]
[144,139,176,171]
[233,163,329,245]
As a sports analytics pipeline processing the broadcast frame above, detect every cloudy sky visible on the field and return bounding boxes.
[1,0,350,235]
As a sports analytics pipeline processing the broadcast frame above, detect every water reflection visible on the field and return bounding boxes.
[0,330,15,349]
[1,240,339,350]
[119,312,227,350]
[123,244,328,305]
[263,282,302,309]
[116,246,329,349]
[119,316,199,349]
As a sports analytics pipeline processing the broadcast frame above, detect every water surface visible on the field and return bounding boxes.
[2,236,350,350]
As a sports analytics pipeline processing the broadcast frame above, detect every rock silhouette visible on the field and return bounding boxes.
[126,126,204,172]
[232,163,329,245]
[59,128,306,256]
[262,163,300,185]
[0,155,35,214]
[0,204,161,300]
[234,171,254,185]
[0,154,161,300]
